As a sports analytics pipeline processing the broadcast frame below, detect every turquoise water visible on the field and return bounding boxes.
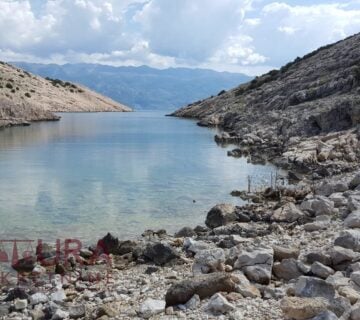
[0,112,277,241]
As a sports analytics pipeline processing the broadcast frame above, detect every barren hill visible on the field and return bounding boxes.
[0,62,131,128]
[172,33,360,177]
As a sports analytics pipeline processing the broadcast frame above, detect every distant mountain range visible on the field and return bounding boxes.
[12,62,251,110]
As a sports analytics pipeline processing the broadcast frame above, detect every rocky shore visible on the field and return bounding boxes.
[1,33,360,320]
[1,169,360,319]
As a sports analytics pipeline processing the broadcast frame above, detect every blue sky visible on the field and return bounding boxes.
[0,0,359,75]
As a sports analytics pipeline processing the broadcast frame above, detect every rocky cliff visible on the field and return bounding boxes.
[0,62,131,128]
[172,33,360,176]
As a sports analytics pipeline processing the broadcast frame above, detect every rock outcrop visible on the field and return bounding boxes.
[171,33,360,175]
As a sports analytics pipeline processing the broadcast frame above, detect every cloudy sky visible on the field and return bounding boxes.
[0,0,360,75]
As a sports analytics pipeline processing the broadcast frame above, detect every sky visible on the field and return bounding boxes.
[0,0,359,75]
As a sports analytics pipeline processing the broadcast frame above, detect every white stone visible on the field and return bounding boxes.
[14,299,28,310]
[139,298,165,319]
[205,293,235,315]
[30,292,48,305]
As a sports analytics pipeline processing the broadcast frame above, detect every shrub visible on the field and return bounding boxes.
[217,90,226,96]
[30,89,35,93]
[11,89,15,93]
[5,83,13,89]
[24,92,31,98]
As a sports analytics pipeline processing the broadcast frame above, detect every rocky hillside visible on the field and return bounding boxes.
[172,33,360,176]
[0,62,131,128]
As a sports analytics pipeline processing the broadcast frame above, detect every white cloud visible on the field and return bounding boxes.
[0,0,359,75]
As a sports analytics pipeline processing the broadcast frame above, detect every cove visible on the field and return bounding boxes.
[0,111,277,241]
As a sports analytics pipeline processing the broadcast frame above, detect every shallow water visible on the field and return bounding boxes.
[0,111,277,242]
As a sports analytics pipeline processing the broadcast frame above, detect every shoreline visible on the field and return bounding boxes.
[1,118,360,319]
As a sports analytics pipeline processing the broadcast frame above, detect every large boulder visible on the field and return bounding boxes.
[334,230,360,252]
[294,276,336,300]
[234,247,273,284]
[280,296,328,320]
[143,242,179,266]
[311,262,335,279]
[165,272,238,306]
[205,204,238,229]
[328,246,357,268]
[271,203,304,223]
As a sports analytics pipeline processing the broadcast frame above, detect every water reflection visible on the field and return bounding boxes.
[0,112,277,241]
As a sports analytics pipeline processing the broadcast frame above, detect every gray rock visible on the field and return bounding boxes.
[193,248,225,275]
[305,251,332,266]
[165,272,237,306]
[326,272,350,289]
[345,211,360,228]
[316,182,348,196]
[271,202,304,223]
[301,196,336,216]
[329,193,348,208]
[350,173,360,189]
[329,246,357,267]
[273,258,303,281]
[348,194,360,212]
[14,299,28,310]
[351,271,360,287]
[351,301,360,320]
[273,245,300,261]
[334,230,360,252]
[184,294,200,310]
[231,271,261,298]
[204,293,235,315]
[175,227,197,238]
[309,311,338,320]
[143,242,179,266]
[50,290,66,303]
[51,309,69,320]
[184,238,211,254]
[139,298,166,319]
[0,305,9,318]
[294,276,336,300]
[69,305,86,319]
[280,296,329,320]
[30,292,48,305]
[205,204,238,229]
[234,247,273,284]
[311,262,335,279]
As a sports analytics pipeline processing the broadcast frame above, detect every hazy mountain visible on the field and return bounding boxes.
[12,62,251,110]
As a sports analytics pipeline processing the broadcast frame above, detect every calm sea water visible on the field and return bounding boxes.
[0,112,277,242]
